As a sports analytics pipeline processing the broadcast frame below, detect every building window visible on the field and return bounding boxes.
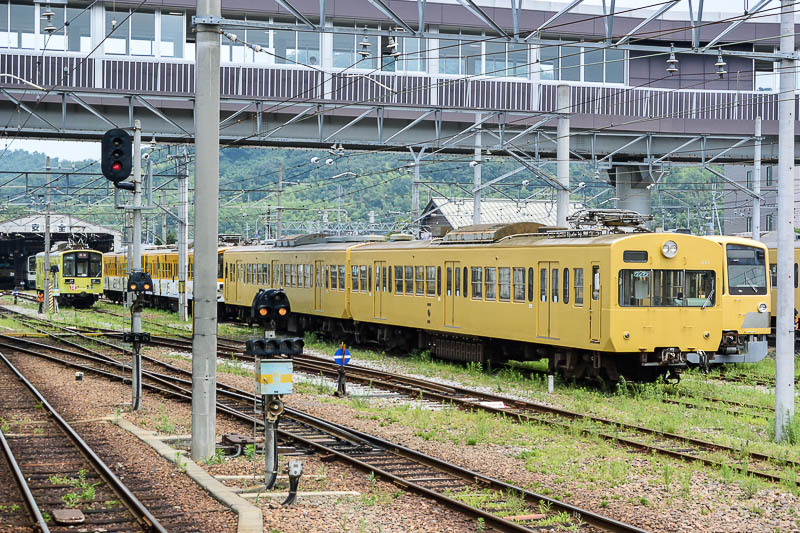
[41,5,65,51]
[8,3,35,49]
[754,45,778,92]
[746,217,752,233]
[274,25,319,66]
[766,213,774,231]
[333,28,377,69]
[746,170,753,189]
[766,166,774,187]
[160,11,185,58]
[539,45,625,83]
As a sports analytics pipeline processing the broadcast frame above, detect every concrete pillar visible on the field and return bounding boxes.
[611,165,652,216]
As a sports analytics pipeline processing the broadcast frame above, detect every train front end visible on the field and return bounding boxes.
[692,237,770,366]
[58,250,104,308]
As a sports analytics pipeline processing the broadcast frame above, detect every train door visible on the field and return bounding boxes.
[590,263,601,342]
[537,262,552,338]
[314,260,324,311]
[444,261,459,327]
[373,260,385,318]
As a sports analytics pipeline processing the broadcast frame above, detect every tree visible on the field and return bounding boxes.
[166,230,177,245]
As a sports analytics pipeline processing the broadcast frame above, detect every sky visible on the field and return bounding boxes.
[9,139,99,163]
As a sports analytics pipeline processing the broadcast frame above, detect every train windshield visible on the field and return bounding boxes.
[28,256,36,273]
[726,244,767,295]
[63,251,102,278]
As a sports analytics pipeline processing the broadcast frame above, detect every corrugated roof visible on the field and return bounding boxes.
[425,197,583,228]
[0,214,121,237]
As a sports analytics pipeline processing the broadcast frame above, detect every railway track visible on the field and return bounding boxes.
[0,328,644,532]
[0,350,168,532]
[1,305,798,489]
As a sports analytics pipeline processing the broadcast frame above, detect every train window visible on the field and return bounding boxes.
[623,251,648,263]
[574,268,584,305]
[726,245,767,295]
[368,266,372,292]
[625,269,715,307]
[395,266,403,293]
[383,267,388,292]
[527,268,534,302]
[563,268,570,304]
[427,266,436,296]
[359,266,367,292]
[592,266,600,300]
[375,266,381,291]
[446,267,452,296]
[352,266,359,292]
[540,269,547,302]
[769,264,777,287]
[552,268,559,303]
[463,267,468,297]
[498,267,510,301]
[485,267,496,300]
[337,266,343,291]
[455,266,461,297]
[307,264,313,288]
[325,265,330,289]
[405,266,414,295]
[331,266,338,290]
[415,266,424,295]
[471,268,482,298]
[513,267,525,302]
[437,266,441,296]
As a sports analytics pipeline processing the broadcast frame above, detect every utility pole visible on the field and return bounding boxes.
[410,147,425,237]
[775,0,795,442]
[276,162,283,239]
[192,0,220,461]
[752,116,762,239]
[44,156,50,314]
[178,148,189,322]
[131,120,143,411]
[161,189,167,244]
[556,84,570,227]
[472,113,482,225]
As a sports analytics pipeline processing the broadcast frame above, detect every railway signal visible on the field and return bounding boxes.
[101,128,133,188]
[126,271,153,293]
[251,288,290,321]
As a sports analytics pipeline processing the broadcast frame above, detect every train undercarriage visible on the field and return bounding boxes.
[230,306,683,383]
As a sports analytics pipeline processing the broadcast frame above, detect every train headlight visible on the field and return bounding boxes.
[278,307,288,316]
[758,302,768,313]
[661,240,678,258]
[258,307,268,317]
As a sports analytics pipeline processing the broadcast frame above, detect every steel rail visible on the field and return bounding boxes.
[0,336,644,533]
[0,350,168,533]
[0,427,50,532]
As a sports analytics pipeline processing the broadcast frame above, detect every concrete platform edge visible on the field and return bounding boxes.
[114,417,264,533]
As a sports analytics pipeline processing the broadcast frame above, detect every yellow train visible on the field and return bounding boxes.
[103,246,229,310]
[221,224,770,381]
[761,237,800,330]
[36,248,104,308]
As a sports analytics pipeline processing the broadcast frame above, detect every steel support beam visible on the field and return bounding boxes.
[384,110,435,143]
[324,107,375,141]
[457,0,509,39]
[132,95,191,135]
[702,0,770,51]
[602,0,616,43]
[689,0,705,49]
[0,88,59,130]
[67,93,117,128]
[274,0,316,29]
[616,1,680,46]
[367,0,416,34]
[703,166,761,199]
[526,0,584,41]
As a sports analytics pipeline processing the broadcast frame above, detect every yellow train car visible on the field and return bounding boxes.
[761,238,800,331]
[36,248,103,308]
[223,225,770,381]
[103,246,229,310]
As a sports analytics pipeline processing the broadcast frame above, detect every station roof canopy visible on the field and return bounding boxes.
[423,197,583,230]
[0,214,121,241]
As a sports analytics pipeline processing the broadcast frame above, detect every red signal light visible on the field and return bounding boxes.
[112,161,122,171]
